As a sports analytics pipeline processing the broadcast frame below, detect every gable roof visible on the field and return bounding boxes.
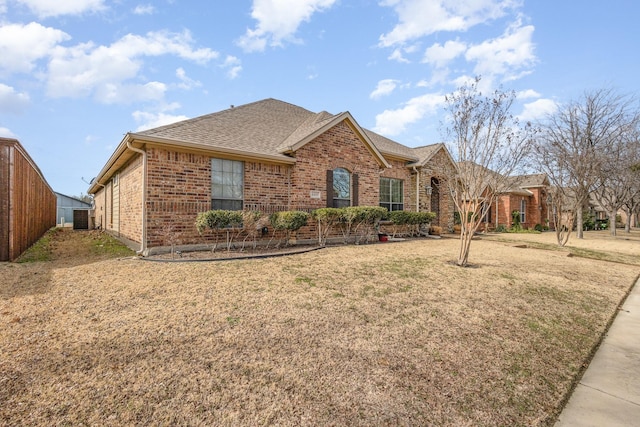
[136,98,313,162]
[92,99,394,191]
[363,129,418,162]
[511,173,549,188]
[409,143,457,169]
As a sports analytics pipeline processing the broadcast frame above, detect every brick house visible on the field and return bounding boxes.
[479,173,550,230]
[88,98,456,254]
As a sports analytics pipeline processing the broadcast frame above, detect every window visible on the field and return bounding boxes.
[211,158,244,210]
[332,168,351,208]
[379,177,404,211]
[520,199,526,223]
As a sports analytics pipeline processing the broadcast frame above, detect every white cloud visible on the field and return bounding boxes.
[423,39,467,68]
[46,30,218,103]
[0,83,30,113]
[373,92,444,136]
[516,89,541,99]
[175,67,201,90]
[0,22,70,74]
[388,48,410,63]
[133,4,155,15]
[465,20,536,81]
[0,127,16,138]
[237,0,337,52]
[518,98,557,122]
[370,79,400,99]
[221,55,242,79]
[379,0,519,47]
[15,0,106,18]
[94,81,167,104]
[133,103,188,131]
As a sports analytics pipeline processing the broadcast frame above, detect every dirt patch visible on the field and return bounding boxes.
[1,229,639,426]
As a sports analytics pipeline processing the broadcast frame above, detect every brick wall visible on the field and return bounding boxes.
[381,158,414,211]
[290,121,384,209]
[418,149,456,229]
[118,156,143,243]
[97,120,463,253]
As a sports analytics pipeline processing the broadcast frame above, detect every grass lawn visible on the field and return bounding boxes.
[1,229,639,426]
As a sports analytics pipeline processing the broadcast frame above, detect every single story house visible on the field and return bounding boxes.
[88,98,457,254]
[491,173,550,230]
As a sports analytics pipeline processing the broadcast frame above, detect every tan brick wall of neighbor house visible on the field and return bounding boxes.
[527,187,548,228]
[290,121,384,209]
[498,195,517,228]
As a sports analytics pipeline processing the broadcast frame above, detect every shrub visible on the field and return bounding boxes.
[511,210,521,231]
[388,210,436,237]
[429,225,442,236]
[312,208,342,246]
[269,210,309,246]
[534,223,543,232]
[195,210,244,251]
[338,206,387,244]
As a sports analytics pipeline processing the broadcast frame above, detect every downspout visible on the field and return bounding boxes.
[126,139,147,255]
[93,182,106,230]
[495,195,499,229]
[413,167,420,212]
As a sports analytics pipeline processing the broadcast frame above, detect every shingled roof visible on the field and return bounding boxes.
[136,98,315,162]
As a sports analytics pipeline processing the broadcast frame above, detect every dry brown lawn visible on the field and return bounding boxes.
[1,229,639,426]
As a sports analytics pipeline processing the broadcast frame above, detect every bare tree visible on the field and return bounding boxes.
[536,144,576,246]
[537,88,636,239]
[620,143,640,232]
[592,123,640,235]
[441,78,535,266]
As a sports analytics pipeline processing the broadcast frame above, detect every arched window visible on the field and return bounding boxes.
[332,168,351,208]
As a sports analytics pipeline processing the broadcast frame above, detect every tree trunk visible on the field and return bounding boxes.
[456,227,473,266]
[576,208,584,239]
[625,213,631,233]
[610,209,617,236]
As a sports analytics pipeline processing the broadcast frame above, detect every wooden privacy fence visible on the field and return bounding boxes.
[0,138,56,261]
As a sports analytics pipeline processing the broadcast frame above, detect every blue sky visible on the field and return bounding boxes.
[1,0,638,197]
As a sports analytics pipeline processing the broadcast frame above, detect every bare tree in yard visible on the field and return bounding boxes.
[537,88,637,239]
[441,78,536,267]
[592,122,640,235]
[536,144,577,246]
[622,162,640,232]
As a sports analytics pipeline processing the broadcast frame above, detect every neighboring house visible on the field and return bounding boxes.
[55,192,93,229]
[88,98,457,254]
[453,162,550,231]
[490,173,550,230]
[0,137,56,261]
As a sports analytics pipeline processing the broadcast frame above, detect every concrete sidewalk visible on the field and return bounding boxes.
[555,277,640,426]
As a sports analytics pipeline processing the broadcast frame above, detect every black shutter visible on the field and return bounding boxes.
[326,170,333,208]
[352,173,359,206]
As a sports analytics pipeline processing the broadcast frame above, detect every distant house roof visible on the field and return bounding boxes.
[513,173,549,188]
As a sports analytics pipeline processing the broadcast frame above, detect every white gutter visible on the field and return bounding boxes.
[126,139,147,255]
